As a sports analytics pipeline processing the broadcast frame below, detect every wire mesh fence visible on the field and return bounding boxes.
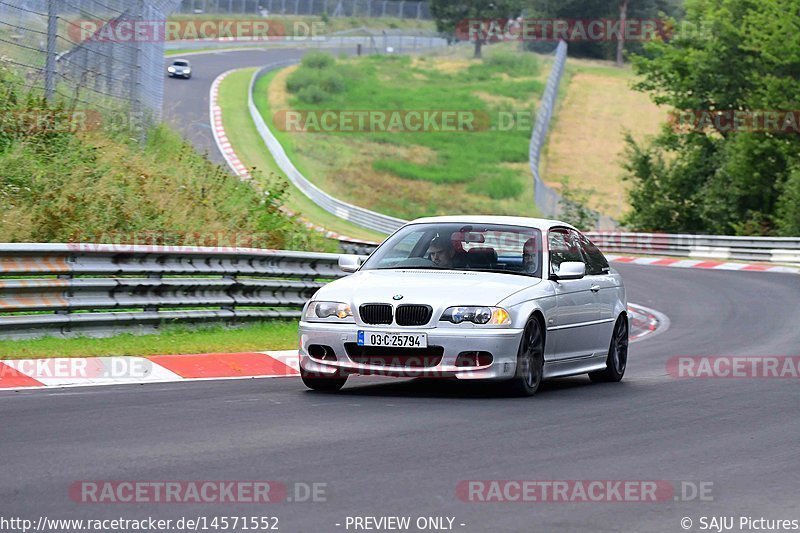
[0,0,182,128]
[175,0,431,19]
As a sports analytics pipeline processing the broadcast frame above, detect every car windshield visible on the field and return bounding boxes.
[361,223,544,278]
[173,61,189,67]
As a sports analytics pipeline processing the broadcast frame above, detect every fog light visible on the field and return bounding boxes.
[308,345,337,361]
[455,351,493,367]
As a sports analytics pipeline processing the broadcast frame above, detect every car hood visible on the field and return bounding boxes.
[315,269,542,307]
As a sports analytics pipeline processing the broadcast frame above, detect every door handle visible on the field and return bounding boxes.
[590,285,601,293]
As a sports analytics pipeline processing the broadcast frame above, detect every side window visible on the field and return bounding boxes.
[578,234,610,276]
[548,228,585,274]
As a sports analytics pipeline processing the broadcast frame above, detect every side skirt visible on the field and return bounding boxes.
[543,353,608,379]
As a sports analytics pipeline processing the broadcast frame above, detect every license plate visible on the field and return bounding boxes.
[357,331,428,348]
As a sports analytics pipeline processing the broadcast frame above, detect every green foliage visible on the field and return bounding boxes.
[286,52,346,103]
[430,0,524,57]
[622,0,800,236]
[522,0,686,60]
[558,178,598,231]
[0,66,334,251]
[300,51,336,70]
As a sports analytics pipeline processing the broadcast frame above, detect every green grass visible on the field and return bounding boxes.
[0,64,336,250]
[0,320,299,359]
[253,47,546,220]
[217,67,387,242]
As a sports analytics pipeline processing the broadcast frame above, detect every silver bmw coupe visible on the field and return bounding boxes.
[299,216,628,396]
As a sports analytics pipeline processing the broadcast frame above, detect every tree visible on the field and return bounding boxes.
[430,0,523,58]
[622,0,800,236]
[523,0,685,62]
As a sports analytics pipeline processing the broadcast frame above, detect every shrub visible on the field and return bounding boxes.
[301,51,335,70]
[297,84,327,104]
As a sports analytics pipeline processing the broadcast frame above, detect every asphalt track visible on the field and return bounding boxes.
[163,48,322,165]
[1,50,798,532]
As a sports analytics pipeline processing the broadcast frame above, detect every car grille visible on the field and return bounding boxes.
[345,344,443,368]
[359,304,393,325]
[395,305,433,326]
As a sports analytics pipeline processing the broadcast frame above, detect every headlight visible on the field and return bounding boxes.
[304,301,353,321]
[168,67,176,72]
[184,68,191,73]
[440,306,511,326]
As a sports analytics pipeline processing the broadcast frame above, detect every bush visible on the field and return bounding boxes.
[301,51,335,70]
[297,84,327,104]
[286,54,346,103]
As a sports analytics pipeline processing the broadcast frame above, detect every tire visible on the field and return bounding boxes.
[589,315,629,383]
[300,366,347,392]
[508,317,545,397]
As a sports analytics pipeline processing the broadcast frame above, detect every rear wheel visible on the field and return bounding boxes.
[508,317,545,397]
[589,315,629,383]
[300,366,347,392]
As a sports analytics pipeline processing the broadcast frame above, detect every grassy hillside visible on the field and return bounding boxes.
[253,47,548,220]
[0,65,334,251]
[542,59,668,219]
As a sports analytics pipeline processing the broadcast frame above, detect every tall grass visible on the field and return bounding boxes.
[0,65,335,251]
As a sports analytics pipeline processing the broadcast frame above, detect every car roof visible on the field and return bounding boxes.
[172,59,190,63]
[406,215,577,232]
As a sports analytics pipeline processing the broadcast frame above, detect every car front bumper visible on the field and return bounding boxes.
[299,321,523,380]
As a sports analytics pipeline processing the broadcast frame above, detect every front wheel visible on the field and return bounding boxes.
[300,366,347,392]
[589,315,629,383]
[508,317,545,397]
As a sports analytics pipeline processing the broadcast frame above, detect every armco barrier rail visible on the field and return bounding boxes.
[1,233,797,339]
[585,232,800,265]
[0,244,347,339]
[248,61,407,235]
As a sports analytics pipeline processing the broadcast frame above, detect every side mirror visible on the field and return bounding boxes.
[338,254,364,273]
[551,261,585,281]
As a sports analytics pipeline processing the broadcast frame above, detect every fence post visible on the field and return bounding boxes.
[398,0,404,19]
[45,0,57,101]
[132,0,145,142]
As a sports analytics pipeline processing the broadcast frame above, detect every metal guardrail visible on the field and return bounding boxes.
[0,243,347,339]
[528,41,618,231]
[529,40,566,222]
[248,61,408,235]
[1,233,797,339]
[586,232,800,265]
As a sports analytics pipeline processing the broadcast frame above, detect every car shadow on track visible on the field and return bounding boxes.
[303,376,604,400]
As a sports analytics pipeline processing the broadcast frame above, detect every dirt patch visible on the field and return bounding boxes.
[543,69,668,218]
[269,65,298,111]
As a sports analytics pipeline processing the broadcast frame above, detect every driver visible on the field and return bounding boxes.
[523,237,539,274]
[428,236,456,268]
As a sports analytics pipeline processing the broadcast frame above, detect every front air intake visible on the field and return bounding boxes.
[359,304,393,325]
[395,305,433,326]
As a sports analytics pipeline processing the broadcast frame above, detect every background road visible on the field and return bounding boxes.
[163,48,341,165]
[2,263,799,532]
